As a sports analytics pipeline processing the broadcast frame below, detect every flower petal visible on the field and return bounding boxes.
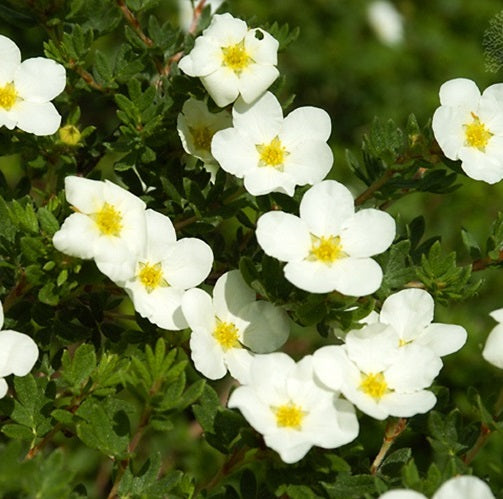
[211,128,257,177]
[200,67,240,107]
[0,330,38,377]
[432,106,468,160]
[378,390,437,418]
[15,57,66,102]
[284,140,333,185]
[282,106,332,144]
[482,324,503,369]
[379,289,434,341]
[243,167,296,196]
[189,328,227,379]
[232,91,283,142]
[244,29,278,65]
[163,238,213,289]
[181,287,216,332]
[52,213,99,259]
[433,476,495,499]
[312,345,350,392]
[438,78,480,108]
[203,13,248,43]
[12,100,61,135]
[225,348,254,384]
[240,301,290,353]
[63,176,105,213]
[418,323,467,357]
[256,211,311,262]
[237,63,279,104]
[213,270,255,319]
[458,144,503,184]
[340,209,395,257]
[299,180,355,237]
[144,209,176,261]
[0,35,21,85]
[0,378,7,399]
[178,36,222,77]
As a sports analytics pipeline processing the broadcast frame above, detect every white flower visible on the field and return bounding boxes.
[482,308,503,369]
[313,323,441,420]
[123,210,213,331]
[0,301,39,398]
[379,475,495,499]
[178,13,279,107]
[52,176,147,283]
[432,78,503,184]
[256,180,395,295]
[228,353,359,463]
[182,270,289,382]
[211,92,333,196]
[0,35,66,135]
[177,97,232,166]
[178,0,224,32]
[367,1,404,46]
[378,288,467,356]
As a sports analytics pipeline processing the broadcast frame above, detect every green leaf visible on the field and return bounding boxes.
[1,423,34,441]
[61,343,97,389]
[37,207,60,236]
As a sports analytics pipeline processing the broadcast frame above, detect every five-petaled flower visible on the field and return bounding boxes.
[432,78,503,184]
[0,300,39,399]
[212,92,333,196]
[52,176,147,283]
[256,180,395,295]
[178,13,279,107]
[182,270,289,382]
[123,210,213,331]
[228,353,359,463]
[0,34,66,135]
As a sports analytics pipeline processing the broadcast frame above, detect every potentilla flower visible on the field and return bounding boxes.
[228,353,359,463]
[124,209,213,331]
[256,180,395,295]
[313,323,441,420]
[211,92,333,196]
[367,1,404,46]
[177,97,232,167]
[182,270,290,382]
[0,301,39,398]
[52,176,147,283]
[378,288,467,356]
[178,13,279,107]
[379,475,495,499]
[0,35,66,135]
[432,78,503,184]
[482,308,503,369]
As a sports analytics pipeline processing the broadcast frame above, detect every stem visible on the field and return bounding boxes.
[355,169,394,206]
[472,250,503,272]
[463,423,492,466]
[25,423,63,460]
[370,417,407,475]
[69,63,106,92]
[174,215,199,231]
[116,0,154,47]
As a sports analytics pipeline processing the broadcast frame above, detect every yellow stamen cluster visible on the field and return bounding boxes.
[137,262,167,293]
[274,403,305,430]
[464,112,492,151]
[190,126,213,151]
[256,136,289,170]
[222,42,251,73]
[94,203,123,237]
[0,83,17,110]
[213,321,240,350]
[309,235,346,264]
[359,372,389,400]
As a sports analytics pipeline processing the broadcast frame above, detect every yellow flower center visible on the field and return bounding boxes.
[213,321,240,350]
[222,42,251,73]
[137,262,168,293]
[94,203,123,236]
[274,403,305,430]
[256,136,289,170]
[359,372,389,400]
[59,125,81,146]
[464,112,492,151]
[309,235,347,264]
[189,125,213,151]
[0,83,17,110]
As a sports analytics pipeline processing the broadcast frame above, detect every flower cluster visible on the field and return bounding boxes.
[0,301,39,398]
[53,176,214,330]
[0,35,66,136]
